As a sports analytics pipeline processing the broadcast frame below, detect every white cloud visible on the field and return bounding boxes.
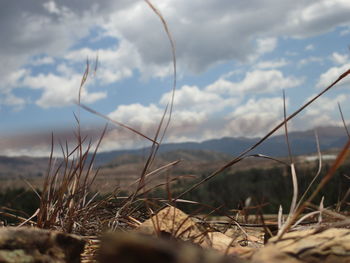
[23,71,106,108]
[283,0,350,38]
[0,69,28,110]
[64,39,173,83]
[2,0,350,78]
[0,1,107,109]
[108,103,164,128]
[256,37,277,55]
[160,85,238,112]
[43,1,61,15]
[100,0,350,74]
[330,52,349,65]
[298,56,324,67]
[305,44,315,51]
[0,92,26,111]
[299,94,348,127]
[65,43,137,84]
[107,102,208,141]
[105,83,243,147]
[30,56,55,66]
[206,69,302,95]
[224,97,285,137]
[105,72,296,146]
[316,63,350,89]
[98,68,133,84]
[229,97,285,118]
[5,69,28,88]
[248,37,278,62]
[255,59,289,69]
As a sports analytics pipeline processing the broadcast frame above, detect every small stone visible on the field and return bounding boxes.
[0,227,85,263]
[98,231,245,263]
[137,206,204,243]
[252,228,350,263]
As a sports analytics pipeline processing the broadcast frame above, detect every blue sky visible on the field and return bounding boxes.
[1,0,350,156]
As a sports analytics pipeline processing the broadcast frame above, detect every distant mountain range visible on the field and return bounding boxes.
[92,125,349,167]
[0,155,48,178]
[0,125,348,188]
[0,125,348,175]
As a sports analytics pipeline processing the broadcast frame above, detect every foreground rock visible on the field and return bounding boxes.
[0,227,85,263]
[252,227,350,263]
[137,206,203,243]
[99,231,245,263]
[137,206,256,257]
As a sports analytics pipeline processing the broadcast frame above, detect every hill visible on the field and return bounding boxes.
[92,125,349,166]
[0,125,347,192]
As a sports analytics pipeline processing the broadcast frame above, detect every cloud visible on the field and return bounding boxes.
[282,0,350,38]
[22,68,106,108]
[98,0,350,75]
[108,103,164,128]
[255,59,289,69]
[219,93,350,139]
[106,86,295,145]
[340,27,350,35]
[43,1,61,15]
[298,94,348,127]
[30,56,55,66]
[0,0,106,108]
[305,44,315,51]
[316,63,350,89]
[2,0,350,78]
[222,93,350,138]
[160,85,238,112]
[108,87,224,132]
[105,83,242,146]
[2,0,350,110]
[107,102,209,141]
[248,37,278,62]
[0,125,111,157]
[206,69,302,95]
[330,52,349,65]
[0,69,28,109]
[64,41,137,84]
[256,37,278,55]
[4,69,28,89]
[298,56,324,67]
[0,92,26,111]
[224,97,285,137]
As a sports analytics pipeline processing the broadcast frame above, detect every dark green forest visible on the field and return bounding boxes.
[0,188,40,223]
[156,162,350,214]
[0,162,349,223]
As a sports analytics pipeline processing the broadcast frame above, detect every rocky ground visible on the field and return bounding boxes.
[0,206,349,263]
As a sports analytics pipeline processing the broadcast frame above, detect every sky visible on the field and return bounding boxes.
[1,0,350,156]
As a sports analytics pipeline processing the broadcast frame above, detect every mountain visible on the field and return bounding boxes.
[0,156,49,178]
[92,126,349,166]
[103,149,232,168]
[0,125,347,180]
[0,125,347,193]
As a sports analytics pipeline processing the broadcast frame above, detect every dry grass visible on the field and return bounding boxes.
[13,0,178,235]
[36,123,107,233]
